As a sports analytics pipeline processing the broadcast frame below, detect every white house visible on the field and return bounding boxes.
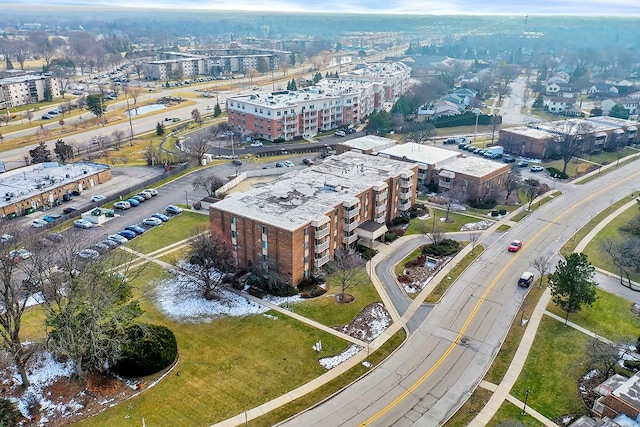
[601,97,639,115]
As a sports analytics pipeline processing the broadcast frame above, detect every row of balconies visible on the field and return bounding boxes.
[315,253,330,268]
[315,239,330,253]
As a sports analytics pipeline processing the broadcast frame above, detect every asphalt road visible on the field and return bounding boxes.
[280,160,640,426]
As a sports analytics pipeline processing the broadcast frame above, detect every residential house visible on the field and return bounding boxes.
[417,100,461,118]
[546,81,573,96]
[548,71,570,83]
[587,83,619,98]
[601,97,639,115]
[545,96,577,114]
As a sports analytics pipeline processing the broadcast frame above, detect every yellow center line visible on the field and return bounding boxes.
[360,169,640,426]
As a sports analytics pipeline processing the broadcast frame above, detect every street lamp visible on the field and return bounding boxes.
[474,110,480,141]
[184,190,189,209]
[285,280,290,309]
[521,389,531,415]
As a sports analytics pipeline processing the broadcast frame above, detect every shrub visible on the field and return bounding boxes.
[468,198,497,209]
[394,228,406,237]
[624,360,640,372]
[385,232,398,242]
[422,238,460,256]
[391,216,410,226]
[547,167,568,179]
[273,137,285,143]
[299,285,327,298]
[426,182,438,193]
[0,399,20,426]
[499,209,507,216]
[112,323,178,378]
[491,210,499,217]
[356,245,378,260]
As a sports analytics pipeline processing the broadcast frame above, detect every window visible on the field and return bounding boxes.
[261,225,268,234]
[231,231,237,238]
[262,241,268,249]
[231,217,236,225]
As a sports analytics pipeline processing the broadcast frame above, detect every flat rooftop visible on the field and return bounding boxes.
[338,135,396,153]
[378,142,460,168]
[212,151,415,231]
[440,155,510,177]
[0,162,110,208]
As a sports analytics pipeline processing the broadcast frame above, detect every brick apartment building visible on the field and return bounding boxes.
[225,62,411,142]
[499,117,638,159]
[209,151,417,285]
[0,72,61,109]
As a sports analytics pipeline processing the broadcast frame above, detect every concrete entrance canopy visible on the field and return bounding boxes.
[357,220,388,245]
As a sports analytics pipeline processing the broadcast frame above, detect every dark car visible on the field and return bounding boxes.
[126,198,140,207]
[165,205,183,215]
[117,230,137,240]
[502,155,516,163]
[302,158,315,166]
[63,206,78,215]
[151,213,170,222]
[275,162,285,168]
[43,214,61,223]
[132,195,146,203]
[125,225,146,235]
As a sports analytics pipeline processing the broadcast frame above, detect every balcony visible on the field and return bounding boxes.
[400,179,413,189]
[343,233,359,245]
[344,220,359,232]
[399,191,412,200]
[374,215,386,224]
[398,200,412,211]
[439,179,452,189]
[315,240,330,253]
[315,253,330,268]
[417,172,427,180]
[376,203,386,214]
[315,226,330,239]
[376,192,387,202]
[344,208,359,219]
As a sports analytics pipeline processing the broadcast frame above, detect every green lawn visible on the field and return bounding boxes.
[74,263,353,427]
[511,316,589,420]
[546,288,640,343]
[489,401,545,426]
[125,211,211,254]
[581,203,640,282]
[289,268,382,327]
[406,208,492,235]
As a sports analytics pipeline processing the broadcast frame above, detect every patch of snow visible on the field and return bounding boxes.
[319,344,362,369]
[263,313,278,320]
[460,219,495,231]
[8,351,75,424]
[362,361,372,368]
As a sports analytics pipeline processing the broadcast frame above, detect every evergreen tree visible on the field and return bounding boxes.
[532,94,544,109]
[156,122,165,136]
[86,94,106,118]
[29,141,53,164]
[213,103,222,117]
[54,139,74,163]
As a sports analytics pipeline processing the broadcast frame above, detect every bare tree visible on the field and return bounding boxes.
[191,108,203,125]
[403,121,436,145]
[581,337,627,378]
[503,165,521,202]
[532,255,552,288]
[174,227,236,300]
[125,85,143,105]
[325,248,365,303]
[601,236,640,288]
[111,128,125,150]
[25,110,33,124]
[469,232,480,253]
[192,174,225,197]
[188,132,211,163]
[549,120,595,174]
[0,229,39,387]
[246,68,259,83]
[522,179,542,211]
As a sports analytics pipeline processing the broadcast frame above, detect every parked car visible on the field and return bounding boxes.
[508,240,523,252]
[126,198,140,207]
[502,155,516,163]
[76,249,100,259]
[125,225,146,235]
[232,159,243,166]
[93,242,112,254]
[334,130,346,137]
[302,158,314,166]
[62,206,78,215]
[516,161,529,167]
[45,233,63,244]
[250,141,263,147]
[136,191,152,200]
[518,271,535,288]
[117,230,137,240]
[43,214,61,223]
[108,234,129,244]
[151,213,170,222]
[91,195,106,202]
[275,162,285,168]
[165,205,183,215]
[10,248,32,260]
[41,114,53,120]
[31,219,49,228]
[114,201,131,210]
[131,195,145,203]
[99,239,119,249]
[283,160,295,167]
[74,219,94,229]
[142,217,163,227]
[530,165,544,172]
[143,188,158,196]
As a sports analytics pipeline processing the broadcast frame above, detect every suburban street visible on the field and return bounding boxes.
[279,161,640,426]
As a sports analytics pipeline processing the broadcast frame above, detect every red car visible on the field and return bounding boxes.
[508,240,523,252]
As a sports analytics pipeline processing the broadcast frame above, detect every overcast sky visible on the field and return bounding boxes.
[4,0,640,16]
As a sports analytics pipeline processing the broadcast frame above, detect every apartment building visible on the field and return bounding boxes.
[209,151,417,285]
[0,73,61,109]
[499,117,638,159]
[142,56,206,81]
[226,62,411,141]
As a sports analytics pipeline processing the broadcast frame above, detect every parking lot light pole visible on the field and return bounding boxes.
[184,190,189,209]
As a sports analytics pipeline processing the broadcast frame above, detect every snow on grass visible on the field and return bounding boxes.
[319,344,362,370]
[8,351,75,425]
[460,219,495,231]
[155,276,304,323]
